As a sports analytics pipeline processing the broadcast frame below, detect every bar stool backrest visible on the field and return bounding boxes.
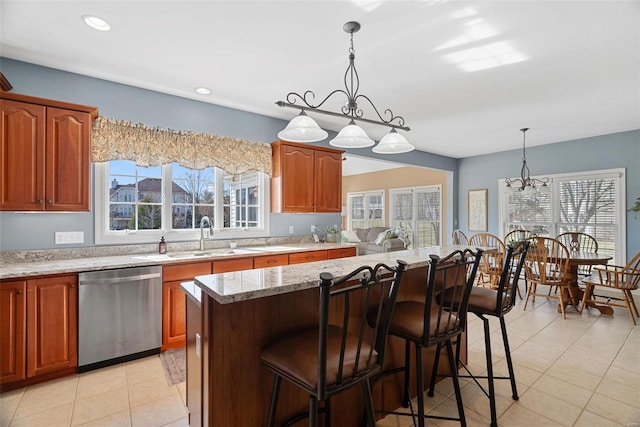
[495,241,530,316]
[421,248,483,348]
[317,260,407,400]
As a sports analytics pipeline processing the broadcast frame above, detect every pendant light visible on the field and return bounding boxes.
[277,111,328,143]
[276,21,413,154]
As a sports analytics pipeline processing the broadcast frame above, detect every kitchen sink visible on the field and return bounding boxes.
[133,248,258,262]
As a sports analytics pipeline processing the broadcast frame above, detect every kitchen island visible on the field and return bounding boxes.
[187,245,478,426]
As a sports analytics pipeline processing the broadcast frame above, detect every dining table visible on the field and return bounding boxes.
[560,251,612,313]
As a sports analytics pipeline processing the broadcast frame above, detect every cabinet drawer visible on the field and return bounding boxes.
[327,247,357,259]
[212,258,254,274]
[289,250,328,265]
[253,254,289,269]
[163,261,211,282]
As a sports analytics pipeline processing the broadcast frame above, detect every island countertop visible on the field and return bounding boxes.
[194,245,484,304]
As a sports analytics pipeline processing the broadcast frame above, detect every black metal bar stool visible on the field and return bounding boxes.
[370,248,483,427]
[430,242,529,427]
[260,260,407,427]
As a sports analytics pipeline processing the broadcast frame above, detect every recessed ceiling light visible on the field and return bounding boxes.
[82,15,110,32]
[195,87,211,95]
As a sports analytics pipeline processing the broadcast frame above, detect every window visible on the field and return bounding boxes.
[347,191,384,230]
[499,168,626,264]
[96,160,269,244]
[389,185,442,248]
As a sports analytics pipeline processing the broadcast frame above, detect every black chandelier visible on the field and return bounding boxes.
[275,21,414,154]
[505,128,550,193]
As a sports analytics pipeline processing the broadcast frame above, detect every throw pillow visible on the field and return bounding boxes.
[374,231,388,245]
[341,230,361,243]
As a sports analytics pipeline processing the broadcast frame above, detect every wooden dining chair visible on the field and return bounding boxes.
[369,248,483,427]
[260,260,407,427]
[523,237,574,319]
[580,252,640,325]
[504,229,534,245]
[469,233,506,289]
[556,232,598,276]
[452,229,469,245]
[430,241,529,427]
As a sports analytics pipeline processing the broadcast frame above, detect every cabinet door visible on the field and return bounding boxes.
[313,149,342,212]
[253,254,289,269]
[0,100,46,210]
[212,258,254,273]
[289,250,328,265]
[26,275,77,377]
[45,108,91,211]
[162,282,186,350]
[162,261,211,350]
[0,281,27,384]
[327,247,357,259]
[280,143,315,212]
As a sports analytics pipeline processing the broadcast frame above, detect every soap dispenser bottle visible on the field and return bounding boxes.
[159,236,167,254]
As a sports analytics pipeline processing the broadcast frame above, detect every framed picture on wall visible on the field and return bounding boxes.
[468,189,487,231]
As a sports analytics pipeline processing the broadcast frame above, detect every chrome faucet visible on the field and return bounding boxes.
[199,216,213,251]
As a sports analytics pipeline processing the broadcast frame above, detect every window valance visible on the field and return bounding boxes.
[91,116,272,176]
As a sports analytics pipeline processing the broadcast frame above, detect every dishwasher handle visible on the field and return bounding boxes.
[80,272,162,286]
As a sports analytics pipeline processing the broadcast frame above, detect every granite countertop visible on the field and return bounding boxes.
[194,245,480,304]
[0,242,356,280]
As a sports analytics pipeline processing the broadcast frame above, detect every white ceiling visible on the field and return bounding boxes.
[1,1,638,160]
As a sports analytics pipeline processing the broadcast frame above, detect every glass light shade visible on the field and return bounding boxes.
[329,123,375,148]
[372,129,415,154]
[521,184,537,195]
[277,113,328,143]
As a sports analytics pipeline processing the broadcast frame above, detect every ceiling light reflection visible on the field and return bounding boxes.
[451,7,478,19]
[436,17,498,51]
[444,41,526,72]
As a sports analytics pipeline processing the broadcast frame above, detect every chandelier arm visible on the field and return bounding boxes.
[355,94,407,127]
[344,52,359,105]
[283,90,349,110]
[275,100,411,132]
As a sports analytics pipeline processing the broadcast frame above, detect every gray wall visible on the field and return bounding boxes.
[0,58,456,251]
[456,130,640,262]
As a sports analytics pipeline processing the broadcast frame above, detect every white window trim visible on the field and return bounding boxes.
[346,190,385,230]
[498,168,626,263]
[389,184,443,247]
[94,163,270,245]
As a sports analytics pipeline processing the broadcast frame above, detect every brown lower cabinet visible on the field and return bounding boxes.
[162,261,212,351]
[0,274,77,388]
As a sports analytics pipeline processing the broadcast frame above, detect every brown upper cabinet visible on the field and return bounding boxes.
[271,140,343,213]
[0,92,98,211]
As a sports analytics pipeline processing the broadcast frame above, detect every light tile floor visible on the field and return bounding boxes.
[1,291,639,426]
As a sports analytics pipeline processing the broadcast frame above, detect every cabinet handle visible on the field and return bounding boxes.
[47,199,52,204]
[37,199,43,204]
[16,289,23,295]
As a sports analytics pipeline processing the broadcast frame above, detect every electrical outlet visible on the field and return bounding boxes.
[311,225,316,232]
[55,231,84,244]
[289,225,294,234]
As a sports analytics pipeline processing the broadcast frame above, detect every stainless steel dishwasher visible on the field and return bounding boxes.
[78,265,162,372]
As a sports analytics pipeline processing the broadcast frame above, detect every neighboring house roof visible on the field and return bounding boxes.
[109,178,189,196]
[138,178,188,195]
